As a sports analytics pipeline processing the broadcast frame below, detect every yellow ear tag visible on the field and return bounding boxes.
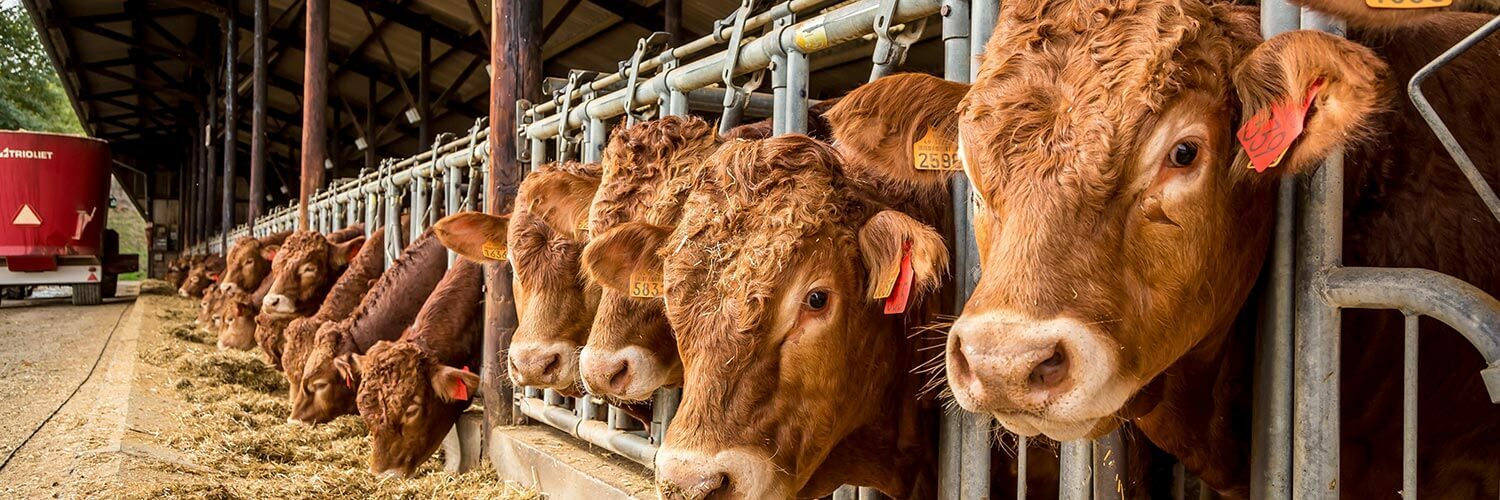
[913,126,963,171]
[629,270,664,298]
[872,259,902,300]
[1365,0,1450,8]
[481,241,507,262]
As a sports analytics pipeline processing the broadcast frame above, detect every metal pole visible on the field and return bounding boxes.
[1059,440,1093,500]
[1291,11,1344,498]
[250,0,268,229]
[300,0,330,231]
[785,49,809,134]
[939,1,991,499]
[1249,4,1299,499]
[487,0,541,434]
[1402,312,1419,500]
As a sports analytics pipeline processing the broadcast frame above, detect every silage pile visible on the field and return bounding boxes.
[134,300,535,499]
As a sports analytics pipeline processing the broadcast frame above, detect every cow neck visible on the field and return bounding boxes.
[399,259,486,368]
[314,230,387,322]
[346,230,450,353]
[1132,310,1254,497]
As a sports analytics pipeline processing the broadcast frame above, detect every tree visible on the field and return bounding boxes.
[0,0,82,133]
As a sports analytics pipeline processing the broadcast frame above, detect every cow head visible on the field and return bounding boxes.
[261,231,365,316]
[602,136,947,498]
[216,289,259,351]
[220,236,279,293]
[434,163,599,394]
[947,0,1390,440]
[578,116,717,402]
[179,256,223,298]
[290,320,360,424]
[254,312,294,368]
[195,286,219,327]
[351,340,479,477]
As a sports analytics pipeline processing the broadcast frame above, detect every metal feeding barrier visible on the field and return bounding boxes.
[188,0,1500,498]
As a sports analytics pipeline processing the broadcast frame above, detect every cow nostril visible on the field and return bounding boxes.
[947,336,974,385]
[541,353,560,377]
[607,360,631,392]
[1028,347,1068,389]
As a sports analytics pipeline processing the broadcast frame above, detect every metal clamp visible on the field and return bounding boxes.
[515,99,533,162]
[621,32,672,125]
[719,0,760,128]
[870,0,928,80]
[555,70,599,160]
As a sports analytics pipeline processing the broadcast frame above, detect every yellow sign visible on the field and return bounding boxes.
[481,241,507,262]
[629,270,663,298]
[795,18,829,52]
[1365,0,1451,8]
[913,126,962,171]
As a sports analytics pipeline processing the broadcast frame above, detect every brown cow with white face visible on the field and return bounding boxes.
[292,229,450,424]
[577,116,718,402]
[599,135,952,499]
[219,231,291,294]
[948,2,1500,496]
[214,288,259,351]
[179,254,225,298]
[434,161,600,394]
[347,258,484,478]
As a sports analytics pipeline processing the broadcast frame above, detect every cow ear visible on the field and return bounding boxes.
[333,353,364,389]
[434,212,511,263]
[582,221,670,293]
[826,73,968,188]
[430,365,481,403]
[329,236,366,269]
[858,210,949,302]
[1232,30,1390,177]
[259,244,280,263]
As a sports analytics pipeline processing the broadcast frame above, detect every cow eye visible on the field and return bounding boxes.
[311,380,329,392]
[805,290,829,311]
[1168,142,1198,167]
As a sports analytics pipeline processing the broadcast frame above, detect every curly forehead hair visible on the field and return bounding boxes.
[667,136,865,338]
[275,232,331,269]
[593,115,719,232]
[358,341,433,427]
[963,0,1253,196]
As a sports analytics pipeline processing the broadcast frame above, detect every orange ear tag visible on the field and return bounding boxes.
[1237,79,1326,173]
[342,372,352,389]
[1365,0,1451,8]
[452,366,470,401]
[883,241,915,315]
[481,241,507,261]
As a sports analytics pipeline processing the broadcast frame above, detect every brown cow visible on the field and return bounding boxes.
[596,135,952,498]
[261,230,367,315]
[214,288,259,351]
[434,161,600,394]
[164,255,195,287]
[291,228,451,424]
[947,4,1499,497]
[282,228,388,397]
[346,258,484,477]
[577,116,718,402]
[178,254,225,298]
[219,231,292,294]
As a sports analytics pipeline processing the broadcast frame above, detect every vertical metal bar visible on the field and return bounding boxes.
[585,89,605,164]
[833,486,858,500]
[1060,440,1093,500]
[1292,11,1344,499]
[651,387,681,445]
[365,191,378,236]
[300,0,330,230]
[383,187,399,267]
[940,1,991,499]
[1017,436,1029,499]
[250,0,267,229]
[784,49,809,134]
[331,199,343,229]
[1094,431,1126,499]
[770,17,790,135]
[1402,312,1418,500]
[412,176,427,240]
[1248,4,1299,498]
[488,0,541,431]
[530,137,544,171]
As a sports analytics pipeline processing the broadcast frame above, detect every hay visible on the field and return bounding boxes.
[164,323,215,345]
[139,279,179,296]
[132,302,537,500]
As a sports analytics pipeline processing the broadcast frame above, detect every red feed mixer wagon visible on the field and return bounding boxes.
[0,130,137,305]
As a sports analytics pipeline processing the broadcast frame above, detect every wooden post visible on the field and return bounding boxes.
[485,0,541,431]
[205,53,219,242]
[418,32,431,151]
[221,13,237,252]
[250,0,268,228]
[299,0,330,231]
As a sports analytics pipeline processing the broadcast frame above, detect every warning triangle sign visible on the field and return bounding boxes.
[12,204,41,226]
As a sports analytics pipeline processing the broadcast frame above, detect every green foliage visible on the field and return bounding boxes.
[0,0,82,133]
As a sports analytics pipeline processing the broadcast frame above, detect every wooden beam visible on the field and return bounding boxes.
[542,0,584,42]
[250,0,268,224]
[589,0,664,32]
[300,0,329,229]
[71,22,204,66]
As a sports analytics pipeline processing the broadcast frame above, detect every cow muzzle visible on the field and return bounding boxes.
[579,345,666,402]
[507,341,578,390]
[262,293,297,314]
[219,282,240,293]
[655,448,785,500]
[945,311,1128,440]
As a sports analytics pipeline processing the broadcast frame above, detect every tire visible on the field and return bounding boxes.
[102,274,118,298]
[72,283,102,306]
